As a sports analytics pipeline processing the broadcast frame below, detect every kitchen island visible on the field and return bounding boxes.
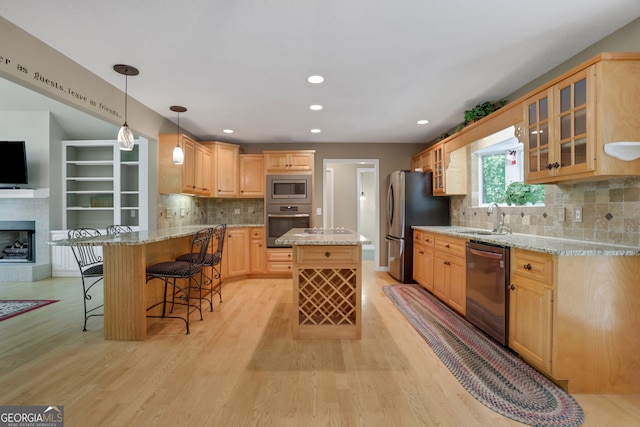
[51,225,226,341]
[276,228,371,340]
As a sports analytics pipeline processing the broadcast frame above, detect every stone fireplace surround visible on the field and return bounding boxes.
[0,190,51,282]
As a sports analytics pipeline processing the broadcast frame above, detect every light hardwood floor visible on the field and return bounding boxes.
[1,262,639,427]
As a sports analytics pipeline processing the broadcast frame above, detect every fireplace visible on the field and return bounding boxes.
[0,220,35,263]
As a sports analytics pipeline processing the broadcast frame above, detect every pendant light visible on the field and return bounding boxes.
[171,106,187,165]
[113,64,139,151]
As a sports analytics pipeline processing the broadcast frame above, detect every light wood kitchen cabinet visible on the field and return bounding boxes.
[508,247,640,393]
[412,229,435,292]
[433,235,466,315]
[249,227,265,274]
[159,134,211,196]
[524,53,640,184]
[181,137,196,193]
[223,227,250,278]
[202,141,240,197]
[509,249,555,374]
[411,150,433,172]
[428,142,466,196]
[190,143,212,196]
[264,150,314,173]
[266,248,293,274]
[240,154,265,197]
[431,143,445,194]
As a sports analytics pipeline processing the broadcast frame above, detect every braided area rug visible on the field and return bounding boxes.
[383,284,584,427]
[0,300,58,321]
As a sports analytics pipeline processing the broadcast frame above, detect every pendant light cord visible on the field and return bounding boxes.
[123,74,128,126]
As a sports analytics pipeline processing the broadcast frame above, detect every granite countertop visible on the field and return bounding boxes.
[49,224,262,246]
[276,228,371,246]
[413,225,640,256]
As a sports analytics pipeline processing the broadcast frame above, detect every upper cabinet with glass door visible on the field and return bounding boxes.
[524,53,640,184]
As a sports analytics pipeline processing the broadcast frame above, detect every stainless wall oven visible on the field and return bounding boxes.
[266,175,312,205]
[266,204,312,247]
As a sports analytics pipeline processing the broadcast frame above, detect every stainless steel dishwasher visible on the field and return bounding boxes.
[465,240,510,345]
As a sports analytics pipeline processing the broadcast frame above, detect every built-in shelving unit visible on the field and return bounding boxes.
[62,139,147,230]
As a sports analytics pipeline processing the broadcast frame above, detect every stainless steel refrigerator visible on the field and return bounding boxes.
[385,170,450,283]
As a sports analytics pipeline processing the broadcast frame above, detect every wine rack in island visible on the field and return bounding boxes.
[293,245,362,339]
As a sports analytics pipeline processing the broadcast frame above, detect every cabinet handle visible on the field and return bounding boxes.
[325,251,331,258]
[523,263,532,270]
[445,244,450,248]
[553,162,560,169]
[510,284,516,291]
[545,163,553,170]
[444,260,450,266]
[425,238,430,242]
[418,250,424,254]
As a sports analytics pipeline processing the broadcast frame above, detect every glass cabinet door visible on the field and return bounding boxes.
[524,88,553,182]
[553,67,595,177]
[432,143,444,193]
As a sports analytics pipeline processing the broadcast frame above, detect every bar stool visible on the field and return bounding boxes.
[68,228,104,331]
[176,224,226,311]
[145,227,212,334]
[106,225,133,236]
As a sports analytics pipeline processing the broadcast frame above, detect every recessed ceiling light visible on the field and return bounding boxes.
[223,129,234,134]
[307,75,324,84]
[310,128,321,133]
[310,104,323,111]
[417,119,429,125]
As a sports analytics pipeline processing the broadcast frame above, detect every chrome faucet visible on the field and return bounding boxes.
[487,203,510,234]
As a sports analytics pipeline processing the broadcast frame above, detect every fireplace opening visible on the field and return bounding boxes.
[0,221,35,263]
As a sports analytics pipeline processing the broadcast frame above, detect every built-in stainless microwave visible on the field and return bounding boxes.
[266,174,312,204]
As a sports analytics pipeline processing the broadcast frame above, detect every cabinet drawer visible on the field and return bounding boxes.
[267,248,293,262]
[267,262,292,273]
[511,249,554,285]
[250,227,264,240]
[414,230,435,248]
[435,236,466,258]
[296,246,359,264]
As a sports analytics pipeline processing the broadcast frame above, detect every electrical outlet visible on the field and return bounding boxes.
[574,207,583,223]
[234,208,240,214]
[130,210,136,218]
[180,208,185,218]
[165,208,172,219]
[557,207,565,222]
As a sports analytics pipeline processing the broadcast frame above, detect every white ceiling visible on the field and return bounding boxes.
[2,0,640,144]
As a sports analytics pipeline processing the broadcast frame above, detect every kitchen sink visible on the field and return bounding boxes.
[454,229,496,235]
[453,229,513,236]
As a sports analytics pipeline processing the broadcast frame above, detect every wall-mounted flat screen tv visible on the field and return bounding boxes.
[0,141,28,187]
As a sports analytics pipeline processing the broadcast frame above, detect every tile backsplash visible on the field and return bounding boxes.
[451,176,640,247]
[157,194,264,229]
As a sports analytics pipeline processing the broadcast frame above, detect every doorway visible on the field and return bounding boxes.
[323,159,379,270]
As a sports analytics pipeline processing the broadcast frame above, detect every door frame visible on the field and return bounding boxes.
[357,167,375,251]
[322,158,380,271]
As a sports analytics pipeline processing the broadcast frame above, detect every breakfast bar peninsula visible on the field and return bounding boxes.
[51,226,220,341]
[276,228,371,340]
